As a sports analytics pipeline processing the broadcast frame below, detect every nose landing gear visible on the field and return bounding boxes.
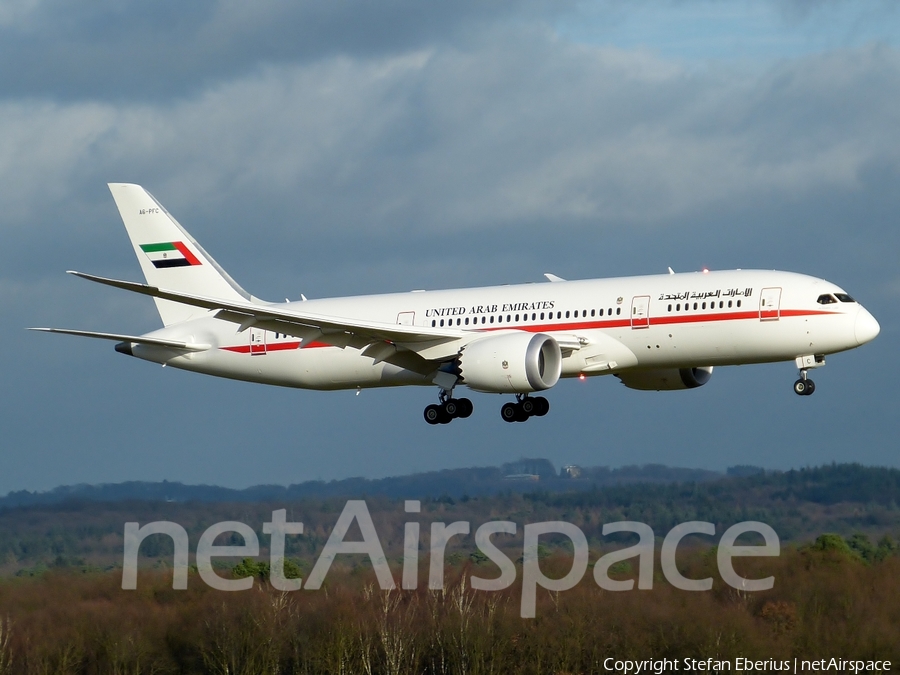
[424,389,474,425]
[501,394,550,423]
[793,354,825,396]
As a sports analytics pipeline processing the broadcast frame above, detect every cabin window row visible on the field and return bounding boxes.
[430,307,623,328]
[665,300,742,312]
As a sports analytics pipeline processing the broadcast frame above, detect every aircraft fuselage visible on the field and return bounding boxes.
[131,268,877,391]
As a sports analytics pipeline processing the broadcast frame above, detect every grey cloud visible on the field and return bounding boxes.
[0,0,568,102]
[4,37,900,308]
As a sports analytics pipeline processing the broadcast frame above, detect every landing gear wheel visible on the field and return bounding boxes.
[532,396,550,417]
[520,398,536,416]
[501,402,519,423]
[456,398,474,418]
[514,403,530,422]
[424,404,443,424]
[425,394,474,425]
[793,379,811,396]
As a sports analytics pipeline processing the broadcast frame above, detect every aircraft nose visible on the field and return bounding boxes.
[855,307,880,346]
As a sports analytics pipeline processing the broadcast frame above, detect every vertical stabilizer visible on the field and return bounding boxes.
[108,183,251,326]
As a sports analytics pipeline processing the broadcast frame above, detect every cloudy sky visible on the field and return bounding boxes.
[3,0,898,495]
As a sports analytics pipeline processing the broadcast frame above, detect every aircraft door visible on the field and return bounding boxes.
[631,295,650,329]
[249,327,267,355]
[759,287,782,321]
[397,311,415,326]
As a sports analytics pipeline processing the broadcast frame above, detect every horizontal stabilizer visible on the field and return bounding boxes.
[29,327,210,352]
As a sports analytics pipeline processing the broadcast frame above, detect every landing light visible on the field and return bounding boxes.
[579,374,586,381]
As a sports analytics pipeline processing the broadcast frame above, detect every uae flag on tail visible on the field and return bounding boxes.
[140,242,202,268]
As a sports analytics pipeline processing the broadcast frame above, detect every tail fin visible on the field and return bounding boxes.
[108,183,252,326]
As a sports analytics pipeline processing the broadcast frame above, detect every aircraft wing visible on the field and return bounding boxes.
[65,271,466,358]
[29,327,211,351]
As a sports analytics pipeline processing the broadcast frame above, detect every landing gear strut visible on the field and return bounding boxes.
[424,389,473,425]
[501,394,550,423]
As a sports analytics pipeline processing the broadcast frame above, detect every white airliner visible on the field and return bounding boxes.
[33,184,880,424]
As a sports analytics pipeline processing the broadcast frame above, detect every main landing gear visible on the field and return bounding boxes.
[500,394,550,423]
[424,390,474,425]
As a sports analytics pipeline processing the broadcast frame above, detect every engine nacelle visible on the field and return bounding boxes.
[616,366,714,391]
[459,332,562,393]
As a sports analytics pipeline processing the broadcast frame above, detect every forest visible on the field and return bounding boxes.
[0,539,897,673]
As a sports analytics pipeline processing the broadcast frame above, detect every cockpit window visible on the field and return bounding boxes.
[816,294,838,305]
[835,293,856,303]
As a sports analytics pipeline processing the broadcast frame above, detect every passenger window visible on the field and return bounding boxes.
[737,300,741,308]
[616,308,621,315]
[591,309,596,317]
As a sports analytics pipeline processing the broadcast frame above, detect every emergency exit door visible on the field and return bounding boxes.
[249,327,267,354]
[759,287,782,321]
[631,296,650,329]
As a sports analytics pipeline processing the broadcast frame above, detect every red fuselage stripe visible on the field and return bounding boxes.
[217,308,837,353]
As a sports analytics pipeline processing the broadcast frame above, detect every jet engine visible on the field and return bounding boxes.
[616,366,714,391]
[458,332,562,393]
